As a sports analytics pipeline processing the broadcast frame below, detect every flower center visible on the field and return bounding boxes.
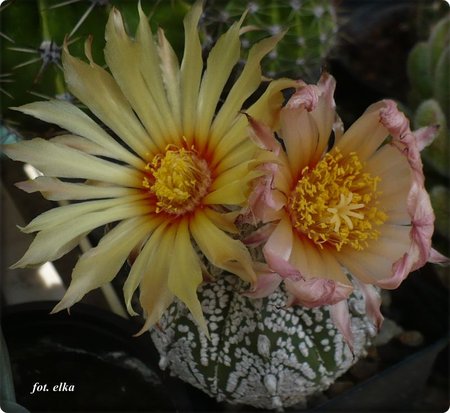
[287,148,387,251]
[143,146,211,215]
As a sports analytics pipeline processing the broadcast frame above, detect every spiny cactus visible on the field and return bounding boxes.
[201,0,337,81]
[151,274,373,410]
[0,0,190,121]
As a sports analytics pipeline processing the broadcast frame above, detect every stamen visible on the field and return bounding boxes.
[142,146,211,215]
[287,149,387,251]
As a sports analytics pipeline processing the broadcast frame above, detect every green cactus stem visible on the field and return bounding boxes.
[201,0,337,81]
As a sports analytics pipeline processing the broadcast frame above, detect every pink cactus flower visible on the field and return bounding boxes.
[246,73,449,349]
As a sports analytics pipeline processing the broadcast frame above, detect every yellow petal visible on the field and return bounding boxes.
[247,77,298,129]
[21,194,146,233]
[123,219,167,316]
[212,78,296,170]
[50,135,112,157]
[12,199,149,268]
[157,27,181,132]
[318,248,352,286]
[63,41,156,158]
[190,211,256,283]
[366,145,410,224]
[136,223,177,333]
[105,7,176,150]
[214,139,259,176]
[210,160,255,191]
[210,34,286,146]
[203,208,239,234]
[308,73,338,165]
[180,0,203,142]
[4,139,142,187]
[52,216,155,313]
[195,14,243,148]
[11,100,144,169]
[15,177,139,201]
[204,170,261,205]
[136,4,180,139]
[4,139,143,187]
[168,219,208,335]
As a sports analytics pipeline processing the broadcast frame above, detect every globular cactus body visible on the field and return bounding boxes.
[151,275,373,410]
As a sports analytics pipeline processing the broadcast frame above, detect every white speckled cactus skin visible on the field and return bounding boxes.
[151,275,373,409]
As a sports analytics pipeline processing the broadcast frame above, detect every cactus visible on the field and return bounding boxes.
[407,14,450,178]
[201,0,337,81]
[0,0,191,123]
[1,0,337,120]
[151,274,373,410]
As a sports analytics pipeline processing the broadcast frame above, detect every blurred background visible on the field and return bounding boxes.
[1,0,449,411]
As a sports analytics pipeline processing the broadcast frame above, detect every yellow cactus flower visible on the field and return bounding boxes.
[4,2,294,335]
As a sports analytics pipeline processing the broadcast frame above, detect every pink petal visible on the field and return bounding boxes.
[285,277,352,308]
[408,184,435,271]
[245,268,282,299]
[286,81,319,111]
[429,248,450,265]
[263,216,301,279]
[283,73,336,167]
[379,99,410,138]
[377,183,435,289]
[413,125,439,151]
[330,300,354,353]
[379,99,449,285]
[264,248,301,279]
[242,222,277,247]
[243,163,286,224]
[381,99,424,185]
[379,250,420,290]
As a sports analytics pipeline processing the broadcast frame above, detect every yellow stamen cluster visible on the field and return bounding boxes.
[287,148,387,251]
[143,146,211,215]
